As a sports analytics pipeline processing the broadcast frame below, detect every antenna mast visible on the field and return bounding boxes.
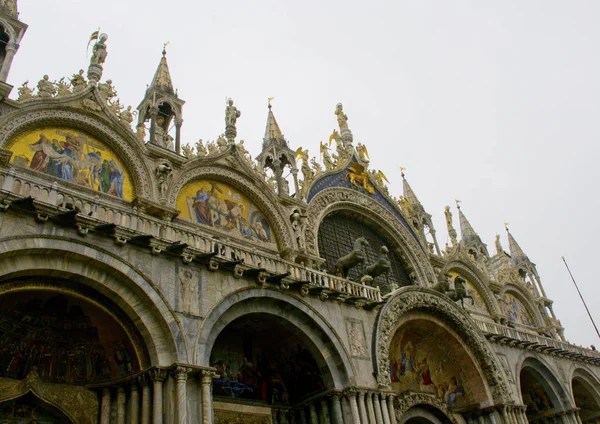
[562,256,600,340]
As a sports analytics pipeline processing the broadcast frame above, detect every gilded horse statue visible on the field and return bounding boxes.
[433,274,474,309]
[335,236,369,278]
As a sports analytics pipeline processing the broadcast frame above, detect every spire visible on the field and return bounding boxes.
[505,225,528,260]
[150,46,174,94]
[401,169,420,206]
[263,102,284,146]
[456,201,489,258]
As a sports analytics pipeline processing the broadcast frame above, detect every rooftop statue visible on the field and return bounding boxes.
[445,206,458,246]
[70,70,87,93]
[36,75,56,98]
[195,139,207,157]
[320,141,335,171]
[335,236,369,278]
[495,234,503,255]
[17,81,33,101]
[335,103,349,132]
[225,98,241,128]
[91,33,108,66]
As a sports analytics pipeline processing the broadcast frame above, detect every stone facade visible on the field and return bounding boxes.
[0,4,599,424]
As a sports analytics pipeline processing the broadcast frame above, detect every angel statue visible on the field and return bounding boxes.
[319,141,335,171]
[356,143,369,163]
[371,170,389,189]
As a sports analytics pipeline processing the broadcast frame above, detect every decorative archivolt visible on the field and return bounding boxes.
[167,165,295,253]
[394,392,458,424]
[0,107,152,198]
[500,283,545,328]
[374,287,513,404]
[441,260,501,318]
[305,187,436,286]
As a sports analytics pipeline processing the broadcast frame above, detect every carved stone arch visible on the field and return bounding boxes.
[500,283,545,328]
[0,235,184,365]
[374,286,513,404]
[0,373,97,424]
[306,188,436,286]
[0,107,153,198]
[155,97,182,120]
[168,164,294,253]
[195,287,355,389]
[395,393,458,424]
[570,367,600,419]
[0,17,17,41]
[441,260,500,317]
[517,355,573,412]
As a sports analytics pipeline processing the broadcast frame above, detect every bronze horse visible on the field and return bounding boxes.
[433,275,474,309]
[335,236,369,278]
[364,245,391,280]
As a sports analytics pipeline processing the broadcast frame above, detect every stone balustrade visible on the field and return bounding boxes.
[0,168,382,303]
[474,319,600,363]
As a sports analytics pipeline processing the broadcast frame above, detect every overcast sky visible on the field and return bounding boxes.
[11,1,600,347]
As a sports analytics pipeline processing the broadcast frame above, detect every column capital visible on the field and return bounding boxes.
[128,379,139,391]
[172,366,192,382]
[386,392,396,401]
[200,369,218,384]
[138,374,149,387]
[328,390,344,401]
[343,388,359,397]
[117,386,126,394]
[149,368,168,382]
[102,387,111,395]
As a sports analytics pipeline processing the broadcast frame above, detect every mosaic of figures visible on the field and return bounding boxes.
[389,322,482,408]
[7,127,134,200]
[177,180,276,249]
[520,370,557,419]
[0,394,68,424]
[0,292,139,384]
[502,292,535,327]
[210,317,325,404]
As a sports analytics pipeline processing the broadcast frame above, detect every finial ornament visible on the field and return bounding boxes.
[400,166,406,178]
[455,199,462,209]
[504,222,510,231]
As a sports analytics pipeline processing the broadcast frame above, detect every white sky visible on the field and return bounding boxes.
[11,0,600,347]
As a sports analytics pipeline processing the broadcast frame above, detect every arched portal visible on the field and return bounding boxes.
[571,370,600,423]
[519,358,568,421]
[401,405,452,424]
[0,393,73,424]
[389,317,490,409]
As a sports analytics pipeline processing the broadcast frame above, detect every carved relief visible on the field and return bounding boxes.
[177,267,200,316]
[345,318,368,359]
[394,393,458,424]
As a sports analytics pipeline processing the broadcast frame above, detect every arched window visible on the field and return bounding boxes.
[318,211,412,291]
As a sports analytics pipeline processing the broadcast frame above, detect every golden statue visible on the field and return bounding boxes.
[346,162,374,194]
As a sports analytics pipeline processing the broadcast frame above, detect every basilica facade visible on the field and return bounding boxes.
[0,3,599,424]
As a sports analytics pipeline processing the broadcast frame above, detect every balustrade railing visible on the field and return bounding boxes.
[474,319,600,360]
[0,169,382,302]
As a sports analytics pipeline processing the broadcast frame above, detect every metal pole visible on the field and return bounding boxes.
[562,256,600,340]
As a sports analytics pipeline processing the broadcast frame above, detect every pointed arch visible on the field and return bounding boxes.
[500,283,545,328]
[306,188,436,286]
[0,106,153,199]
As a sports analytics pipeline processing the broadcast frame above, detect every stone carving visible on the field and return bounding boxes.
[369,169,389,193]
[432,274,474,309]
[70,69,87,93]
[335,236,369,278]
[310,157,322,175]
[394,393,458,424]
[346,318,368,358]
[181,144,194,158]
[17,81,33,101]
[444,206,458,246]
[119,105,135,125]
[155,115,174,150]
[495,234,503,255]
[196,139,207,157]
[291,211,307,251]
[55,77,71,97]
[1,0,17,17]
[90,33,108,66]
[206,140,219,155]
[136,123,147,141]
[217,134,228,152]
[98,79,117,102]
[295,148,314,197]
[305,188,436,285]
[356,142,369,163]
[374,287,513,404]
[178,267,200,315]
[81,98,101,112]
[335,102,349,132]
[225,98,241,127]
[155,161,172,201]
[36,75,56,98]
[330,129,350,166]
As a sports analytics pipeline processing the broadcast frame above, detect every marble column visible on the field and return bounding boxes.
[372,392,383,424]
[345,390,361,424]
[309,403,319,424]
[117,387,126,424]
[357,391,368,424]
[174,366,191,424]
[379,393,390,424]
[201,370,217,424]
[328,392,344,424]
[129,382,140,424]
[139,375,151,424]
[149,368,167,424]
[280,409,289,424]
[320,398,331,424]
[386,394,397,424]
[299,407,307,424]
[366,391,376,424]
[100,388,111,424]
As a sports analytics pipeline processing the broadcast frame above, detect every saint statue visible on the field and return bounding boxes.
[91,33,108,66]
[445,206,458,246]
[225,98,241,127]
[71,69,87,92]
[335,103,349,132]
[495,234,503,255]
[36,75,56,98]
